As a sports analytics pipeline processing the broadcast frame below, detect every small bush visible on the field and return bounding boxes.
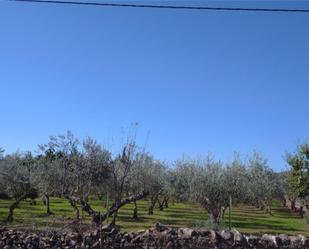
[194,215,226,230]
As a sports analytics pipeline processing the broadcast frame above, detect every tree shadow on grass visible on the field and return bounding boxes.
[53,208,73,213]
[161,213,208,221]
[118,216,148,223]
[231,221,298,232]
[274,216,303,219]
[163,208,204,215]
[230,216,285,225]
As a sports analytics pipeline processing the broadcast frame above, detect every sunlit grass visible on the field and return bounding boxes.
[0,197,308,236]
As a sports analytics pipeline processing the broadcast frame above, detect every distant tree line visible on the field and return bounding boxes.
[0,131,308,225]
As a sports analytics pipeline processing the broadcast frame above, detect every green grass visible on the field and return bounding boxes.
[0,197,308,236]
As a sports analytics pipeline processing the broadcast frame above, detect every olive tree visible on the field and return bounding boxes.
[191,156,229,224]
[182,154,252,224]
[247,152,276,215]
[79,141,149,225]
[159,169,174,209]
[107,141,145,224]
[31,148,63,214]
[81,136,111,201]
[144,159,168,215]
[226,154,250,200]
[0,152,35,222]
[39,132,113,220]
[170,159,196,203]
[126,152,153,219]
[38,131,83,217]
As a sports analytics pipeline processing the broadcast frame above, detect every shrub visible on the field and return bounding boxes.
[194,214,226,230]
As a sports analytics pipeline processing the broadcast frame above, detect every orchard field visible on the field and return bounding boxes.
[1,197,308,236]
[1,133,308,237]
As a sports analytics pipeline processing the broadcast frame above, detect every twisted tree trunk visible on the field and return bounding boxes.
[81,191,149,224]
[158,198,164,211]
[44,194,52,215]
[210,207,222,225]
[300,206,304,218]
[291,200,296,211]
[111,211,117,225]
[6,195,26,222]
[148,206,154,215]
[148,194,158,215]
[67,196,80,219]
[163,196,169,208]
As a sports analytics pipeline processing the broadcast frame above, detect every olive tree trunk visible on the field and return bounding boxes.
[133,200,138,219]
[6,196,26,222]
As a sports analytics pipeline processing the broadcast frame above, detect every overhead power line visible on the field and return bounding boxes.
[7,0,309,13]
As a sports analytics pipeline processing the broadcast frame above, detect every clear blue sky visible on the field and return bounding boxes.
[1,1,309,171]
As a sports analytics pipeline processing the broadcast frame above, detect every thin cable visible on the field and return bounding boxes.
[7,0,309,13]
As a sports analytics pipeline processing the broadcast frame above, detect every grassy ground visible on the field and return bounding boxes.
[0,197,308,236]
